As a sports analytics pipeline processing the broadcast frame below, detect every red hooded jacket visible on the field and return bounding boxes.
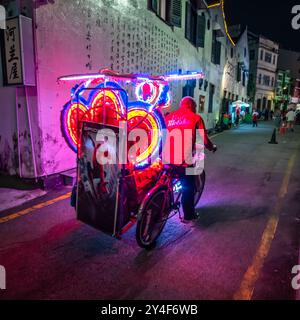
[164,97,214,166]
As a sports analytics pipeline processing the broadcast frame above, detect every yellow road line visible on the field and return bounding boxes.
[0,192,72,224]
[233,153,297,300]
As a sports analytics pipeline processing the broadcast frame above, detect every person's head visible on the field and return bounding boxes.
[180,96,197,113]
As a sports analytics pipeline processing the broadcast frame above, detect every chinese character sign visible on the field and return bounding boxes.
[4,17,23,85]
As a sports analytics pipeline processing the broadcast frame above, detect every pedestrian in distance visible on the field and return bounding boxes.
[286,108,296,132]
[274,108,282,132]
[252,109,259,127]
[240,109,246,122]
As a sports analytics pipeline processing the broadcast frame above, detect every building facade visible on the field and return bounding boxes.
[277,49,300,105]
[221,26,249,113]
[274,69,292,109]
[248,32,279,111]
[0,0,242,178]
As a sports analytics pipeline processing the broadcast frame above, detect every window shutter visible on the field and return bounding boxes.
[211,32,216,63]
[148,0,158,13]
[237,63,241,81]
[196,14,206,48]
[169,0,182,27]
[215,41,221,65]
[185,2,192,41]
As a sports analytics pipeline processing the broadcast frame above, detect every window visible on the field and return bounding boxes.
[208,84,215,113]
[211,30,221,64]
[265,52,272,63]
[185,3,206,47]
[263,97,267,108]
[199,78,204,90]
[185,2,196,44]
[196,13,206,48]
[148,0,182,27]
[258,74,262,84]
[260,49,264,60]
[204,80,208,91]
[244,47,247,58]
[199,95,205,113]
[267,100,272,109]
[207,19,210,30]
[263,75,270,86]
[237,63,242,82]
[257,99,261,110]
[182,79,196,97]
[250,50,255,60]
[230,47,234,58]
[273,55,276,65]
[271,77,274,87]
[242,71,246,87]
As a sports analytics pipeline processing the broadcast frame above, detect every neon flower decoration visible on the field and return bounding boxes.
[127,102,166,168]
[135,81,161,105]
[61,102,88,151]
[59,69,205,169]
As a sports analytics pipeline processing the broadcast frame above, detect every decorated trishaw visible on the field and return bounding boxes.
[58,69,206,248]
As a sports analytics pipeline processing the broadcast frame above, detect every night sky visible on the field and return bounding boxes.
[225,0,300,52]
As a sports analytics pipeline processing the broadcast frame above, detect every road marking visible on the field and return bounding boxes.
[0,192,72,224]
[233,153,297,300]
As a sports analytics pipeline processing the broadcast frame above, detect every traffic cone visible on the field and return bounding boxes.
[268,128,278,144]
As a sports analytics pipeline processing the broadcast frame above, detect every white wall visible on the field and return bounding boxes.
[254,36,279,109]
[34,0,221,176]
[0,87,18,175]
[220,29,249,109]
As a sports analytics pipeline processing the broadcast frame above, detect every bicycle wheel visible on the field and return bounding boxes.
[194,170,206,207]
[136,185,171,249]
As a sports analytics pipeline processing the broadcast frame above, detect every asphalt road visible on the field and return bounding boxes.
[0,122,299,300]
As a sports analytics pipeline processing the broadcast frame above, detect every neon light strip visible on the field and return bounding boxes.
[221,0,236,47]
[59,72,205,83]
[164,72,205,82]
[59,74,105,81]
[135,81,160,106]
[207,2,221,8]
[207,0,236,47]
[65,103,87,147]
